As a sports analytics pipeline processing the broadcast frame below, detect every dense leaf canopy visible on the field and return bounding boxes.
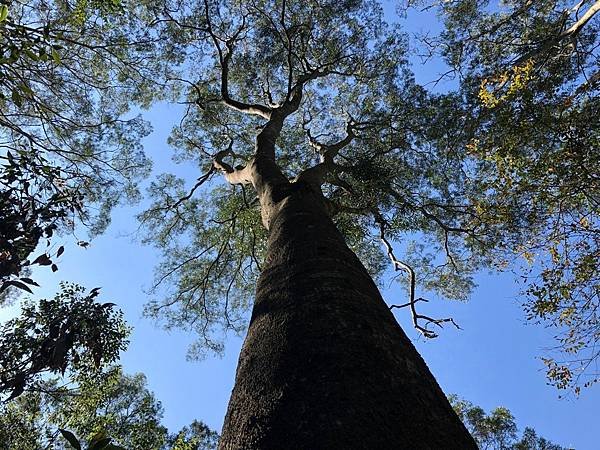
[410,0,600,391]
[2,0,598,393]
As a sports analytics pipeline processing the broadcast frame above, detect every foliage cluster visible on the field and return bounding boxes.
[137,0,490,357]
[0,0,175,292]
[0,149,84,303]
[0,284,128,402]
[408,0,600,391]
[0,365,218,450]
[449,395,569,450]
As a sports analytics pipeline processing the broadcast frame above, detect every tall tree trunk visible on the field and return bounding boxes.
[219,182,476,449]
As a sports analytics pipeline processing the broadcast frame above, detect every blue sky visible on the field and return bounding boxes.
[2,2,599,449]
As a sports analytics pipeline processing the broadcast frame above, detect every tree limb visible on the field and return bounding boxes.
[561,0,600,38]
[213,148,254,186]
[204,0,272,119]
[375,213,460,338]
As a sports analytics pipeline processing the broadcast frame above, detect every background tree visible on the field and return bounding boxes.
[404,0,600,392]
[0,283,129,401]
[0,0,175,293]
[0,365,219,450]
[449,395,569,450]
[0,149,73,303]
[167,421,219,450]
[0,3,218,447]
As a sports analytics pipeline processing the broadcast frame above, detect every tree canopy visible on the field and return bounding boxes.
[1,0,598,447]
[2,0,598,399]
[449,395,569,450]
[409,0,600,391]
[133,0,599,393]
[139,0,487,360]
[0,365,218,449]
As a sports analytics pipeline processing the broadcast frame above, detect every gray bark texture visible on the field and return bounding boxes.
[218,181,477,449]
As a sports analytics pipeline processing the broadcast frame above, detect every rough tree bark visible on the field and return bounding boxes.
[218,177,477,449]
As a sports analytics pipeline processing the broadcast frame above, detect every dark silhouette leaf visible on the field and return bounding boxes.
[20,277,40,286]
[7,280,33,294]
[59,429,81,450]
[32,253,52,266]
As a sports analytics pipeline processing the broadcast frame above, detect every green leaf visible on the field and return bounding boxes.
[24,48,39,61]
[11,89,22,107]
[51,48,61,64]
[19,83,33,95]
[59,429,82,450]
[0,5,8,22]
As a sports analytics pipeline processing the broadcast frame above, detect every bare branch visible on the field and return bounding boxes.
[204,0,272,119]
[171,167,216,210]
[389,297,429,310]
[561,0,600,38]
[375,213,460,338]
[213,147,254,186]
[306,119,356,163]
[295,118,359,187]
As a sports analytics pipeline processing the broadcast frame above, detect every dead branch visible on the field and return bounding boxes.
[375,213,460,339]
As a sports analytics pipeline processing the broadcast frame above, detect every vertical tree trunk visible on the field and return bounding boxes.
[219,182,476,449]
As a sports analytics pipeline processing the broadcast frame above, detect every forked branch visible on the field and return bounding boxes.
[305,118,356,164]
[296,116,358,187]
[375,213,460,338]
[561,0,600,39]
[513,0,600,65]
[204,0,272,119]
[213,144,254,186]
